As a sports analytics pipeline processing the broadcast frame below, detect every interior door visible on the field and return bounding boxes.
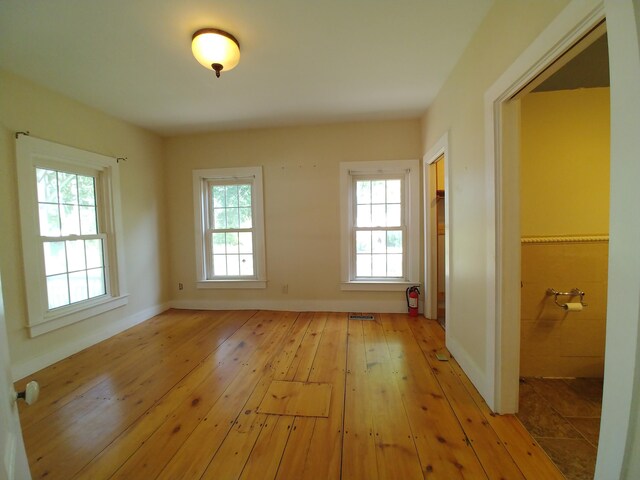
[0,270,31,480]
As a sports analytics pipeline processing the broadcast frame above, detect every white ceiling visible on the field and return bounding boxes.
[0,0,493,135]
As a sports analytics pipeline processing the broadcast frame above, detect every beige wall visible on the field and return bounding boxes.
[519,88,609,377]
[165,120,422,312]
[0,70,169,377]
[520,88,610,237]
[421,0,570,390]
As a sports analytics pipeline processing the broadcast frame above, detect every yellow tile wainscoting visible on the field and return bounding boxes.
[520,238,608,377]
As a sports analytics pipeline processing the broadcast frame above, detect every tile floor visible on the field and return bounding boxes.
[517,377,603,480]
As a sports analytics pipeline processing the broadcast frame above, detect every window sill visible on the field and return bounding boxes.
[29,294,129,337]
[340,281,420,292]
[197,280,267,289]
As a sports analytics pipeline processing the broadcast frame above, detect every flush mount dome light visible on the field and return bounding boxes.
[191,28,240,78]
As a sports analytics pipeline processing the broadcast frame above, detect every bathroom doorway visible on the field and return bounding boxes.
[516,25,610,480]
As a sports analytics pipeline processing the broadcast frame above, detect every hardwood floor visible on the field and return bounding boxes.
[15,310,564,479]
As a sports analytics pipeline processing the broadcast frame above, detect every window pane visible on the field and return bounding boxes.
[227,255,240,276]
[85,239,103,268]
[60,204,80,235]
[43,241,66,276]
[387,204,401,227]
[356,181,370,204]
[80,206,97,235]
[371,180,385,203]
[69,271,88,303]
[238,232,253,253]
[213,255,226,275]
[387,231,403,253]
[356,254,371,277]
[87,268,105,298]
[386,179,401,203]
[372,231,386,254]
[39,204,61,236]
[371,254,386,276]
[226,208,239,229]
[47,274,69,309]
[356,205,371,227]
[58,172,78,205]
[238,184,251,207]
[356,230,371,253]
[371,204,386,227]
[239,207,252,228]
[226,185,238,207]
[66,240,86,271]
[240,254,254,276]
[214,208,227,229]
[212,186,226,208]
[225,232,239,254]
[212,233,226,254]
[388,254,403,277]
[203,173,262,280]
[77,175,96,206]
[37,168,58,203]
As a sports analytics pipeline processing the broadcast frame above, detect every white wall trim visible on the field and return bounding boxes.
[597,1,640,477]
[170,298,418,314]
[340,281,421,292]
[11,302,170,381]
[484,0,605,413]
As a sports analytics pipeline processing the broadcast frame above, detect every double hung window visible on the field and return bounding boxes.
[340,160,419,290]
[193,167,266,288]
[353,176,405,278]
[36,167,107,309]
[17,135,127,336]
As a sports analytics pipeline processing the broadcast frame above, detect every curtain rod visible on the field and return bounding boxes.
[14,130,127,163]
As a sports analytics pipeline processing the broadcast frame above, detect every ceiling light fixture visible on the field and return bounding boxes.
[191,28,240,78]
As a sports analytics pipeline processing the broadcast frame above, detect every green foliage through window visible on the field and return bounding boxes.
[208,181,255,278]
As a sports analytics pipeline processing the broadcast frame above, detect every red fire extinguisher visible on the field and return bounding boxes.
[406,286,420,317]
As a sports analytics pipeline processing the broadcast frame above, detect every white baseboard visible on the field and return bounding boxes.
[169,298,418,314]
[12,302,170,381]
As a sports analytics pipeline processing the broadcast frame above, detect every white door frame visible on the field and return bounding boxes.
[423,133,450,329]
[487,0,640,477]
[484,0,605,413]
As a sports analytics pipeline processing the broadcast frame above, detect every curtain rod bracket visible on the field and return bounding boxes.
[116,157,127,163]
[15,131,30,139]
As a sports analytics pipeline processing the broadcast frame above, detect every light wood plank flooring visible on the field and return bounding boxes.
[15,310,564,479]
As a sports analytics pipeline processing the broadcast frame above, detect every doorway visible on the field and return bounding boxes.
[514,26,610,480]
[485,1,640,477]
[434,157,446,328]
[423,133,449,332]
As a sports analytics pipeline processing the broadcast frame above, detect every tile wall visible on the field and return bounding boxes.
[520,240,608,377]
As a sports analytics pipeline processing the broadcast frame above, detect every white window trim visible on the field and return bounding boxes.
[16,136,128,337]
[193,167,267,289]
[340,159,420,291]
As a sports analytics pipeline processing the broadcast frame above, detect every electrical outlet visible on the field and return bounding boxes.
[178,283,183,290]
